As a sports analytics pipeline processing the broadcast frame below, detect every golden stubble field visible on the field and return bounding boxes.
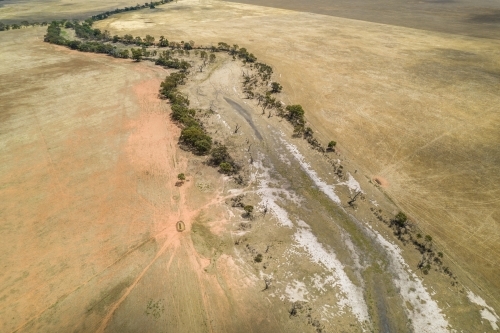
[94,0,500,304]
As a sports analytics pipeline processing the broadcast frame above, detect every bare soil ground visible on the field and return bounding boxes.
[94,0,500,309]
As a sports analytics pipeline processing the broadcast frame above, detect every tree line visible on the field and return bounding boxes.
[0,1,171,32]
[89,1,171,22]
[0,21,48,31]
[241,60,335,153]
[159,72,240,175]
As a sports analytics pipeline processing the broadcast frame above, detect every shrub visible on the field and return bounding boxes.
[131,48,143,61]
[219,162,233,174]
[244,205,254,215]
[180,126,212,154]
[194,139,212,154]
[271,82,282,93]
[210,145,231,165]
[171,104,195,123]
[44,22,66,45]
[159,72,187,98]
[293,124,305,137]
[286,105,305,126]
[394,212,408,227]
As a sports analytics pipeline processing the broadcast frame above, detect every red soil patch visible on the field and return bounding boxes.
[373,176,389,187]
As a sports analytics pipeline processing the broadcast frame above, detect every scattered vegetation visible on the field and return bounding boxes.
[230,195,245,208]
[1,1,170,32]
[244,205,254,218]
[0,20,46,31]
[175,173,186,187]
[209,145,240,174]
[145,298,165,320]
[270,82,282,93]
[327,140,337,151]
[89,1,170,22]
[158,72,213,154]
[371,208,457,283]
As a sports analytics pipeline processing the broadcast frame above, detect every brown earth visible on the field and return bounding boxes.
[373,177,389,188]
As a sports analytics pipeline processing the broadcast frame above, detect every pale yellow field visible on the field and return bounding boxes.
[95,0,500,303]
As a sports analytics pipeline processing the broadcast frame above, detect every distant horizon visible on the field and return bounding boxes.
[223,0,500,39]
[2,0,500,39]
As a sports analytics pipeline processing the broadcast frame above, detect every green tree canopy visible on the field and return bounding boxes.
[131,48,143,61]
[180,126,212,154]
[286,105,305,125]
[271,82,282,93]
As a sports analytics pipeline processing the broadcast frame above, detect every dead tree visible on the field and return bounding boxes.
[234,124,241,134]
[242,70,251,83]
[262,278,272,291]
[348,191,362,207]
[262,201,269,217]
[289,302,303,317]
[256,93,264,106]
[209,100,216,113]
[244,89,254,99]
[261,95,276,115]
[265,243,272,253]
